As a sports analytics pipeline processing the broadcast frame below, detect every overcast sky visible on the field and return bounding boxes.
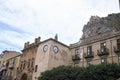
[0,0,119,53]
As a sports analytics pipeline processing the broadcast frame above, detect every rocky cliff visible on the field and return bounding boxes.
[81,13,120,40]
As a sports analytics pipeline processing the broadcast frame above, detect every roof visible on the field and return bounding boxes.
[22,38,69,51]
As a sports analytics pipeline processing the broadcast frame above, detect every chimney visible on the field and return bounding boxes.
[35,37,41,44]
[37,37,41,43]
[24,42,29,48]
[35,38,37,44]
[24,43,26,48]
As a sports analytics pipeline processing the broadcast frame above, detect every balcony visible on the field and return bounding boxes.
[9,64,14,69]
[114,46,120,53]
[84,52,94,58]
[72,54,81,61]
[17,69,22,73]
[97,48,109,56]
[0,66,6,71]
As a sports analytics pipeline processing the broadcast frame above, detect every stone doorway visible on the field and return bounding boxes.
[21,73,27,80]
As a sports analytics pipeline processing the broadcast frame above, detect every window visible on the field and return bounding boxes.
[20,63,23,70]
[87,46,92,55]
[23,61,26,69]
[13,59,15,64]
[87,61,92,67]
[101,58,107,64]
[101,42,106,52]
[6,61,9,67]
[75,49,81,58]
[31,58,34,68]
[35,65,38,72]
[118,56,120,64]
[27,59,30,68]
[75,49,79,55]
[20,61,23,70]
[117,39,120,49]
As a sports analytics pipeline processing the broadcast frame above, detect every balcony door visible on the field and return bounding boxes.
[87,46,92,55]
[117,39,120,49]
[101,42,106,52]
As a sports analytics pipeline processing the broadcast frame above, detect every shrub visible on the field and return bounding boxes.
[38,63,120,80]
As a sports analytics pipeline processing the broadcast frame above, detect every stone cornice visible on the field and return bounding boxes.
[70,31,120,48]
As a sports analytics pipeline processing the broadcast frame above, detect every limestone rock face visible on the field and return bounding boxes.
[81,13,120,39]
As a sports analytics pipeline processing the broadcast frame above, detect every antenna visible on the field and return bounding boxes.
[54,34,58,41]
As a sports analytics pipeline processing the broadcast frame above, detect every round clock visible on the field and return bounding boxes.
[53,46,59,53]
[43,45,48,52]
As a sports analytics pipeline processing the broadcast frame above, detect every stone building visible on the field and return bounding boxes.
[5,54,21,80]
[0,50,21,80]
[33,38,72,80]
[16,36,72,80]
[15,13,120,80]
[70,13,120,67]
[17,37,41,80]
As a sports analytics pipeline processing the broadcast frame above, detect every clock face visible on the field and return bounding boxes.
[53,46,59,53]
[43,45,48,52]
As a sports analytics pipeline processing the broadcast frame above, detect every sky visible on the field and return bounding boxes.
[0,0,119,53]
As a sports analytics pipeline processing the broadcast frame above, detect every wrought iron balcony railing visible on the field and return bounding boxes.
[97,48,109,56]
[72,54,81,61]
[84,52,94,58]
[9,64,14,69]
[114,46,120,53]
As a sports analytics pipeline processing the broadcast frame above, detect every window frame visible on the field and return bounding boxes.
[35,65,38,72]
[118,55,120,64]
[117,39,120,49]
[75,49,80,55]
[101,58,107,64]
[87,46,92,55]
[100,42,106,52]
[87,60,92,67]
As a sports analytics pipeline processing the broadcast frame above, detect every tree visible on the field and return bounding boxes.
[38,63,120,80]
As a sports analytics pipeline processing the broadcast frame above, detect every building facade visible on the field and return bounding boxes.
[0,13,120,80]
[33,38,72,80]
[70,13,120,67]
[17,37,41,80]
[0,50,21,80]
[5,54,21,80]
[16,13,120,80]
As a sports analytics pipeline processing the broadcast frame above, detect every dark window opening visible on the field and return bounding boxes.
[87,61,92,67]
[118,56,120,64]
[87,46,92,55]
[31,58,34,68]
[75,49,79,55]
[35,65,38,72]
[101,58,107,64]
[117,39,120,49]
[101,42,106,52]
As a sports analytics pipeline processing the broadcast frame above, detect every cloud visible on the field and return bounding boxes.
[0,22,27,33]
[0,22,34,52]
[0,0,119,53]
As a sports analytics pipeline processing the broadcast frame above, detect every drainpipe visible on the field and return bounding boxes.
[82,47,84,67]
[110,40,113,63]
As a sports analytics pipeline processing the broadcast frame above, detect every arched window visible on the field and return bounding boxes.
[23,61,26,69]
[27,59,30,68]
